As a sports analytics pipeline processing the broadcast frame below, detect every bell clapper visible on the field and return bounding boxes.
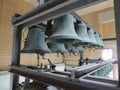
[61,53,65,58]
[62,53,67,71]
[42,57,56,71]
[57,53,59,57]
[89,48,91,52]
[73,53,76,56]
[37,53,40,68]
[69,52,72,56]
[93,48,95,52]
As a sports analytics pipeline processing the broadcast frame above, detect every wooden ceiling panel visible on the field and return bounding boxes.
[75,0,113,16]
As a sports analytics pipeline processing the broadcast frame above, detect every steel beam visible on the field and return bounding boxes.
[10,25,23,90]
[83,75,118,85]
[13,0,78,27]
[13,0,107,28]
[10,66,120,90]
[114,0,120,85]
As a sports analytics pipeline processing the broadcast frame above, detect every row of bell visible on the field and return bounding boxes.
[21,14,104,55]
[21,27,83,55]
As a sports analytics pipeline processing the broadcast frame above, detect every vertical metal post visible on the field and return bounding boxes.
[10,25,23,90]
[114,0,120,85]
[79,53,84,66]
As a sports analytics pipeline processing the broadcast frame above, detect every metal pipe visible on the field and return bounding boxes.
[13,0,106,28]
[10,66,93,90]
[75,60,113,77]
[13,0,78,26]
[114,0,120,85]
[10,25,23,90]
[10,65,119,90]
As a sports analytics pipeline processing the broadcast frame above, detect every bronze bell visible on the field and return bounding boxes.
[48,40,68,54]
[21,27,51,55]
[87,28,98,47]
[47,14,82,43]
[72,45,83,54]
[75,23,92,46]
[95,33,102,47]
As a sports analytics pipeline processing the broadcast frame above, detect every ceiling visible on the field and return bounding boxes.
[76,0,113,16]
[24,0,113,15]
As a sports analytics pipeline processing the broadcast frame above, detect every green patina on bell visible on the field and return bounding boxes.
[95,33,103,47]
[72,45,83,54]
[48,40,68,54]
[75,23,92,46]
[21,27,51,55]
[77,45,83,53]
[47,14,82,43]
[87,28,98,48]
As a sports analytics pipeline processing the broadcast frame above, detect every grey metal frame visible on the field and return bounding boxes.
[114,0,120,85]
[10,0,120,90]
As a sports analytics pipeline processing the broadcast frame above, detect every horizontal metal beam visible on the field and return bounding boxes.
[10,66,120,90]
[75,60,112,77]
[79,78,119,90]
[83,75,118,85]
[10,66,94,90]
[13,0,107,28]
[13,0,78,27]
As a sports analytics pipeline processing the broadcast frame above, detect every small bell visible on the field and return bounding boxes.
[87,28,98,48]
[48,40,68,54]
[75,23,92,46]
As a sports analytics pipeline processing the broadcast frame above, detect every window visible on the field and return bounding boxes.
[101,49,113,60]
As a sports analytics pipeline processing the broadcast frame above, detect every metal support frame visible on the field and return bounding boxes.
[114,0,120,85]
[10,25,23,90]
[10,64,120,90]
[10,0,120,89]
[12,0,107,28]
[79,53,84,66]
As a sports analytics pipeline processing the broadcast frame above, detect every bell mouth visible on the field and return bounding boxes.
[48,43,68,54]
[21,49,51,54]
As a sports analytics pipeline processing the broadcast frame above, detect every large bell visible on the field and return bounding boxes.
[21,27,51,55]
[48,40,68,54]
[75,23,92,46]
[87,28,98,47]
[95,33,102,47]
[47,14,82,43]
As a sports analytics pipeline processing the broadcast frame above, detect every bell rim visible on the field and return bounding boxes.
[47,35,82,43]
[21,49,52,54]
